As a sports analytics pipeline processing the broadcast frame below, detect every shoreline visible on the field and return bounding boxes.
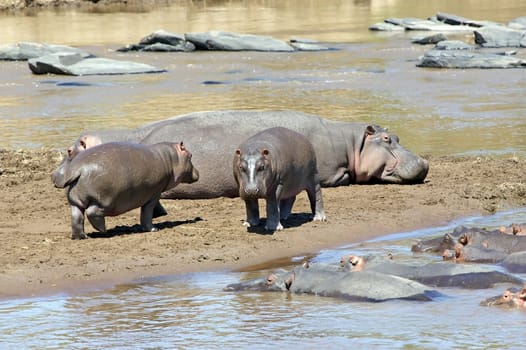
[1,150,525,300]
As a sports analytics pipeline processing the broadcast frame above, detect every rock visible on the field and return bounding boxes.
[508,17,526,30]
[416,49,526,69]
[384,17,474,31]
[412,33,449,45]
[369,22,405,31]
[434,40,474,50]
[117,30,196,52]
[184,31,295,51]
[0,42,92,61]
[474,26,526,48]
[28,53,166,76]
[435,12,497,28]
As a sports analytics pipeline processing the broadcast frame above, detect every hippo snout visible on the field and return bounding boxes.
[243,187,260,197]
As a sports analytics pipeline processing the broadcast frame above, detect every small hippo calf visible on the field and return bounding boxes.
[233,127,326,231]
[53,141,199,239]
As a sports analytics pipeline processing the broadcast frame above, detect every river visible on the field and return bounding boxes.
[1,0,525,348]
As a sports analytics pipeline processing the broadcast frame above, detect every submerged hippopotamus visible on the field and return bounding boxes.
[53,142,199,239]
[224,262,440,302]
[480,286,526,309]
[342,254,523,289]
[53,110,429,200]
[233,127,326,231]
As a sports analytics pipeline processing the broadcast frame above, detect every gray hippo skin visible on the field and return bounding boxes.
[53,142,199,239]
[224,263,440,302]
[233,127,326,231]
[55,110,429,199]
[343,255,523,289]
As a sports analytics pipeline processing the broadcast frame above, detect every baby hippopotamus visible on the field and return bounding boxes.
[54,141,199,239]
[233,127,326,231]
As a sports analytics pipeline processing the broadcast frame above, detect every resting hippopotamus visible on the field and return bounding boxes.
[480,286,526,309]
[458,228,526,254]
[233,127,326,231]
[224,262,440,302]
[411,224,526,255]
[442,243,509,264]
[53,110,429,200]
[502,251,526,273]
[341,255,523,289]
[53,142,199,239]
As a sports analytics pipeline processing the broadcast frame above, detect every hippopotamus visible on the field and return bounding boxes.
[442,243,509,264]
[53,142,199,239]
[233,127,326,231]
[53,110,429,200]
[411,224,526,255]
[480,286,526,309]
[341,255,523,289]
[502,251,526,273]
[457,228,526,254]
[224,262,441,302]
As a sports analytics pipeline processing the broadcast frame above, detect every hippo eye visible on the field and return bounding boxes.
[258,164,265,171]
[382,134,391,143]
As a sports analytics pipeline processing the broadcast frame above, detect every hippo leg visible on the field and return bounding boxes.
[243,198,260,227]
[265,189,283,231]
[140,198,159,232]
[306,177,326,222]
[70,205,88,240]
[86,205,107,233]
[279,197,296,221]
[152,201,168,218]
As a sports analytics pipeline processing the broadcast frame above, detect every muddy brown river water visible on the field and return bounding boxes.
[1,0,526,348]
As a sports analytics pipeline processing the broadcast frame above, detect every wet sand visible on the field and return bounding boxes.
[1,149,525,298]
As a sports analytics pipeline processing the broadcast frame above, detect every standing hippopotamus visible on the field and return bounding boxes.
[53,110,429,200]
[233,127,326,231]
[54,142,199,239]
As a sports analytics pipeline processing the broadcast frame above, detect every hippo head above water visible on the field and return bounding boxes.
[354,126,429,184]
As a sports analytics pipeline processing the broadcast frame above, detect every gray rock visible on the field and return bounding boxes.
[184,31,294,51]
[435,40,474,50]
[508,16,526,30]
[385,17,474,31]
[435,12,496,28]
[368,22,405,31]
[0,42,91,61]
[474,25,526,48]
[412,33,448,45]
[28,53,166,76]
[417,49,526,69]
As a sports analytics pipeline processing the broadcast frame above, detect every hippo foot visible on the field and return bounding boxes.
[243,220,260,228]
[265,222,283,232]
[71,233,88,240]
[312,213,327,222]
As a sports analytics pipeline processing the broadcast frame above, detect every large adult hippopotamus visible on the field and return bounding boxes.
[224,262,440,302]
[53,110,429,200]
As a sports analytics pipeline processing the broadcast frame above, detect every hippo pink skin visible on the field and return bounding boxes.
[233,127,326,231]
[57,111,429,200]
[56,141,199,239]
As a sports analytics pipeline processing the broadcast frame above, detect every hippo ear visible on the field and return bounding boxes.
[235,149,242,157]
[285,272,295,291]
[365,125,376,136]
[262,149,270,157]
